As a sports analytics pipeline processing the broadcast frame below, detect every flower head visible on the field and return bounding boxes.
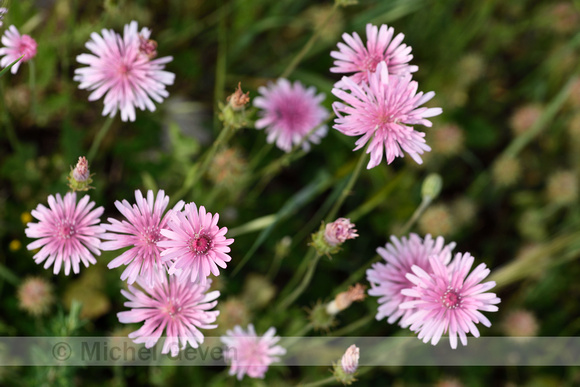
[324,218,358,247]
[158,203,234,285]
[0,25,37,74]
[220,324,286,380]
[366,234,455,327]
[25,192,105,275]
[254,78,329,152]
[118,275,220,356]
[331,23,417,86]
[67,156,93,192]
[101,190,184,286]
[400,252,501,348]
[74,21,174,122]
[17,276,54,316]
[332,62,442,169]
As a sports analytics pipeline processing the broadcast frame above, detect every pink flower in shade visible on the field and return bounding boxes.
[400,252,501,349]
[340,344,360,375]
[332,62,442,169]
[74,21,174,122]
[366,234,455,327]
[101,190,184,286]
[324,217,358,247]
[118,275,220,357]
[0,25,37,74]
[157,203,234,285]
[330,23,417,86]
[254,78,329,152]
[220,324,286,380]
[25,192,105,275]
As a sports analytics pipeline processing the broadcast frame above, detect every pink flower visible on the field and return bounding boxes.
[330,23,417,86]
[101,190,184,286]
[74,20,174,122]
[324,218,358,247]
[332,62,442,168]
[366,234,455,327]
[341,344,360,374]
[0,25,37,74]
[220,324,286,380]
[0,8,7,28]
[400,252,501,349]
[158,203,233,285]
[254,78,329,152]
[25,192,105,275]
[118,275,220,357]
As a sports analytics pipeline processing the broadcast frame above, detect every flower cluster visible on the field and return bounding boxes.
[331,23,441,168]
[367,234,500,348]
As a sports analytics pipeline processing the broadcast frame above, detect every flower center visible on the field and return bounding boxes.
[188,235,211,255]
[140,226,161,246]
[19,35,37,62]
[362,54,384,72]
[118,63,132,76]
[56,220,76,240]
[441,287,462,309]
[163,298,182,319]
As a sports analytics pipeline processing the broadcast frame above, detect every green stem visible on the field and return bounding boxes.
[87,115,115,161]
[300,376,337,387]
[0,79,20,150]
[276,253,320,312]
[399,196,432,236]
[325,148,367,223]
[0,263,20,286]
[281,4,337,79]
[28,59,37,117]
[213,0,227,129]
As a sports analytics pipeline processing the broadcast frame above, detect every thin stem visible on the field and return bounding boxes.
[0,79,20,150]
[276,254,320,312]
[87,115,115,161]
[280,4,338,79]
[325,148,368,223]
[28,59,37,117]
[399,196,432,236]
[213,0,227,129]
[300,376,337,387]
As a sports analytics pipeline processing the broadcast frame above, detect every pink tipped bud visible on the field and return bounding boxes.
[68,157,93,191]
[139,35,158,59]
[324,218,358,247]
[341,345,360,374]
[226,82,250,110]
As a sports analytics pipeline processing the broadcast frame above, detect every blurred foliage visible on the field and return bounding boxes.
[1,0,580,385]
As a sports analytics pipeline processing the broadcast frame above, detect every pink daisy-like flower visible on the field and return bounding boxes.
[118,275,220,357]
[332,62,442,169]
[254,78,329,152]
[400,252,501,349]
[74,20,174,122]
[220,324,286,380]
[158,203,233,285]
[331,23,417,86]
[366,234,455,327]
[101,190,184,286]
[0,25,37,74]
[25,192,105,275]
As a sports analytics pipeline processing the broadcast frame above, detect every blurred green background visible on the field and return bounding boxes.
[2,0,580,385]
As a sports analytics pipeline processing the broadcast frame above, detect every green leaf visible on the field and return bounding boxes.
[0,55,24,78]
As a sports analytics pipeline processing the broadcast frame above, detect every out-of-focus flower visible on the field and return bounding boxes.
[74,21,174,122]
[254,78,329,152]
[18,277,54,316]
[326,283,366,315]
[158,203,234,285]
[0,8,7,28]
[67,156,93,192]
[451,197,477,227]
[101,190,184,286]
[25,192,105,275]
[457,53,485,86]
[215,297,251,335]
[118,275,220,357]
[331,23,417,86]
[332,62,441,168]
[418,204,455,237]
[548,2,579,35]
[207,147,247,188]
[0,25,37,74]
[311,218,358,256]
[221,324,286,380]
[242,274,276,310]
[8,239,21,251]
[502,309,539,338]
[367,234,455,327]
[431,124,465,156]
[509,104,542,136]
[546,170,577,205]
[492,157,521,187]
[400,253,501,348]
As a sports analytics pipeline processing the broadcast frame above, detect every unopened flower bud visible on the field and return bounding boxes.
[421,173,442,201]
[332,345,359,385]
[68,156,93,192]
[226,82,250,110]
[139,35,157,59]
[308,301,336,332]
[326,283,367,315]
[311,219,358,257]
